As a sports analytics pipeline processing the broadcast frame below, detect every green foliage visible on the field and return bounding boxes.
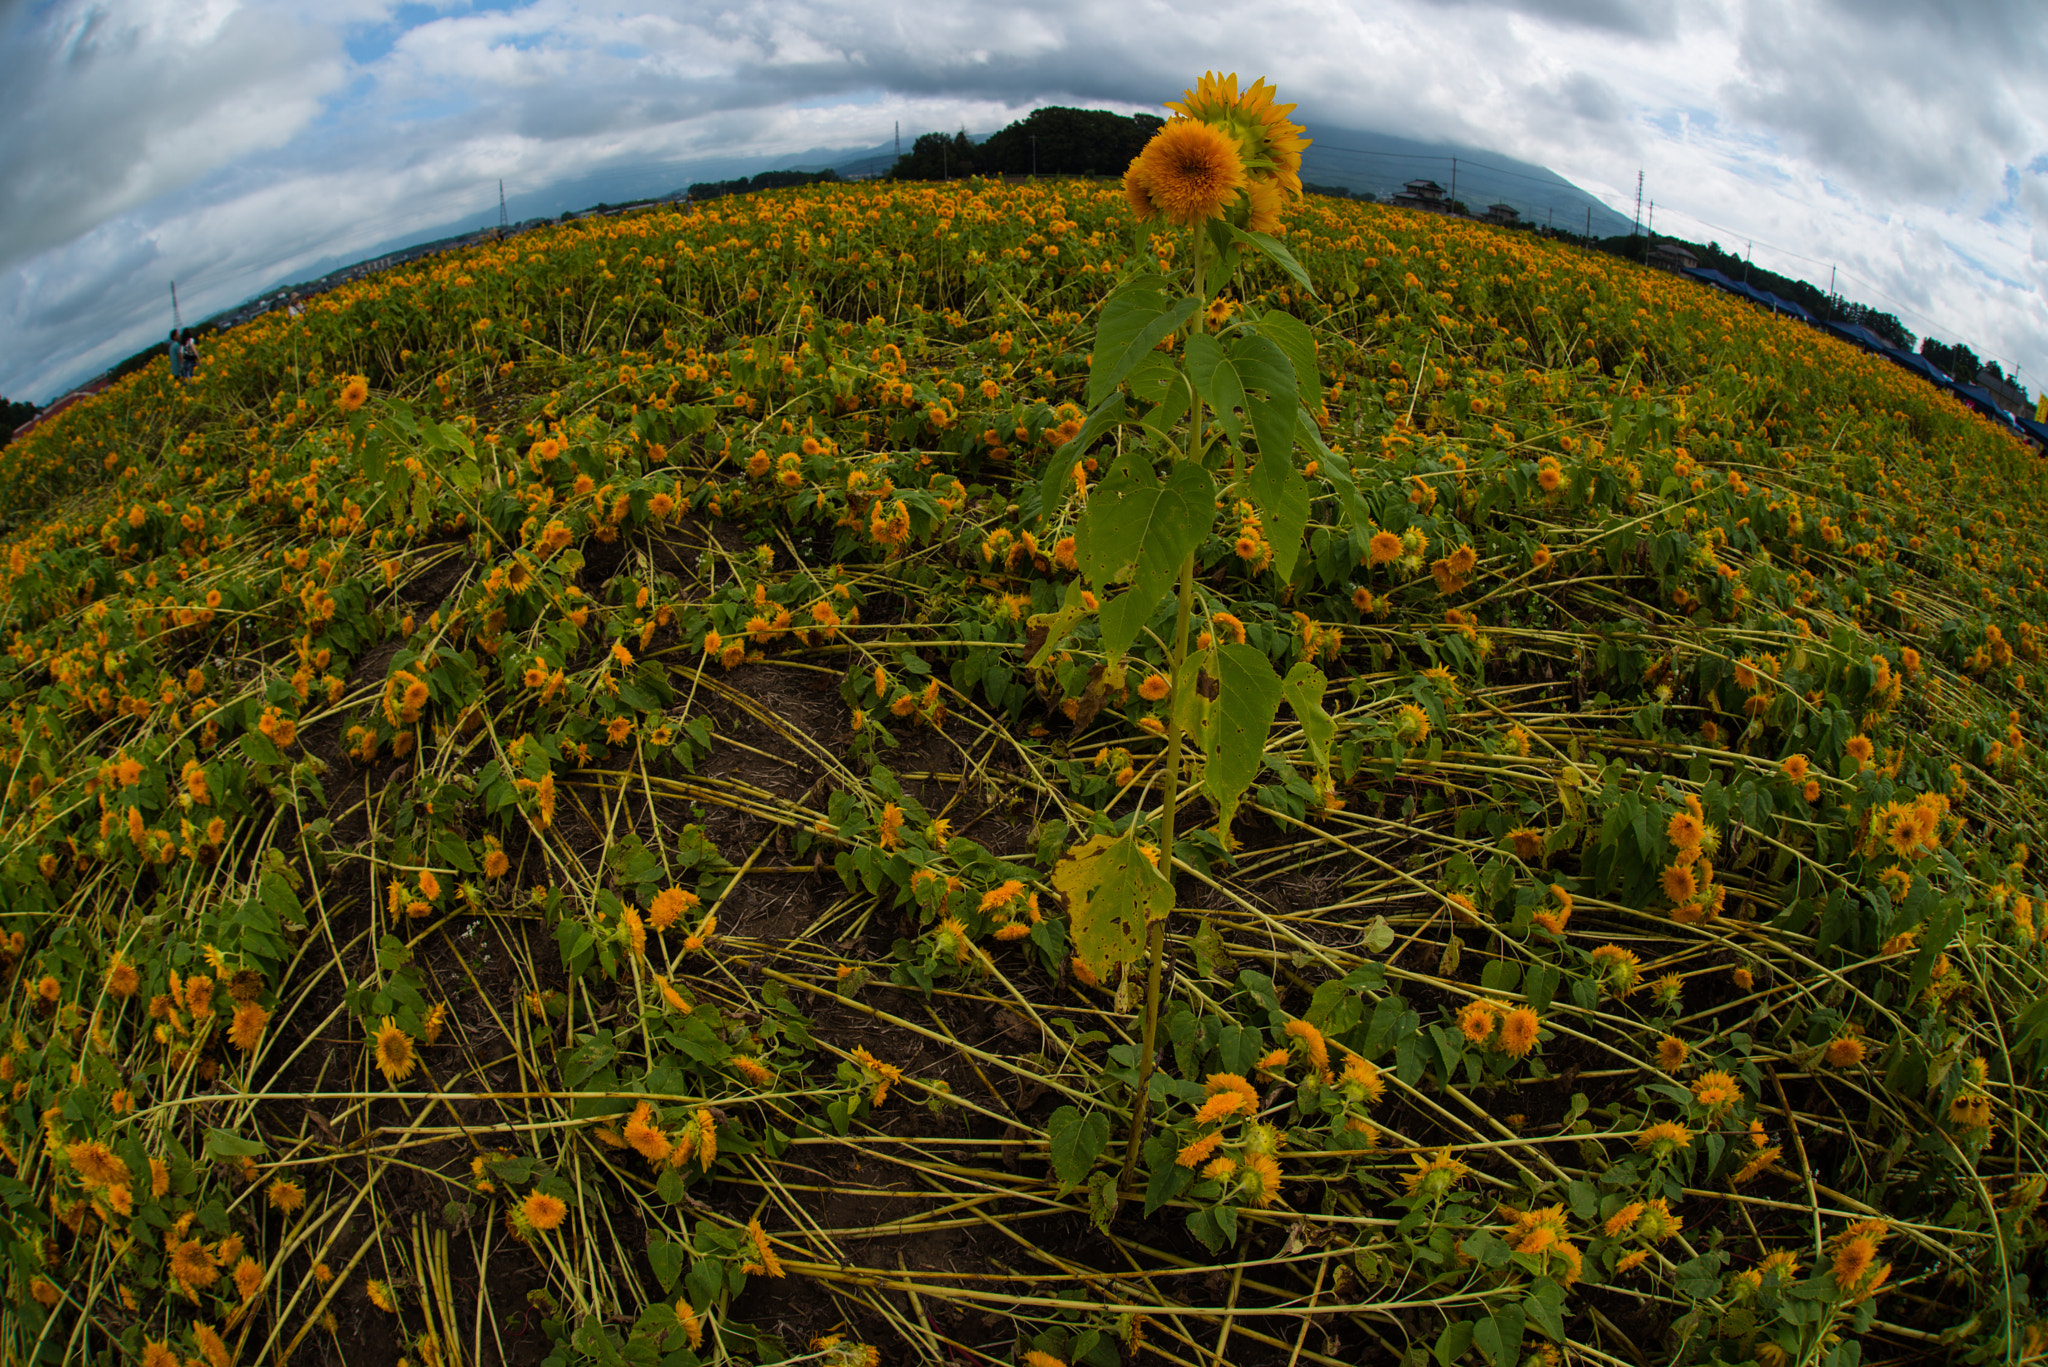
[1,168,2045,1367]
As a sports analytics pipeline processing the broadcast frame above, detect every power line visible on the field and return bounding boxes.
[1646,200,1955,338]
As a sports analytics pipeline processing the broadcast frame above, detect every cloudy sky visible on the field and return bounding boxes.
[2,0,2043,407]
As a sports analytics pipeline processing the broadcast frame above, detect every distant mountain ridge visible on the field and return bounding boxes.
[1297,124,1634,237]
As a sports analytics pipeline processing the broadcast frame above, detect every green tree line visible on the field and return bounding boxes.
[889,107,1163,181]
[687,168,840,202]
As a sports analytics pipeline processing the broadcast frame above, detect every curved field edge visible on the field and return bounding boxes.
[0,179,2045,1367]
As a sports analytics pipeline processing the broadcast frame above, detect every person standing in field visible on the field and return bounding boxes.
[181,331,199,378]
[168,329,187,381]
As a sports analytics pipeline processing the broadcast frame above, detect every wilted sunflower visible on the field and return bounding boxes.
[66,1139,129,1190]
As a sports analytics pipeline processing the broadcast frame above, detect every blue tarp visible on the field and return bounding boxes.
[1949,383,2022,431]
[2017,415,2048,448]
[1682,267,1816,321]
[1758,291,1814,322]
[1825,321,1891,351]
[1884,348,1952,385]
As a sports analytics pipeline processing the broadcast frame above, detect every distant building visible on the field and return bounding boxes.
[1975,368,2027,416]
[1391,179,1450,212]
[1649,243,1699,273]
[1482,203,1520,226]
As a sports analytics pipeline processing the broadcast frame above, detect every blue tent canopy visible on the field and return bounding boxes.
[1758,292,1814,322]
[1825,321,1890,351]
[1884,349,1952,385]
[1682,267,1815,323]
[2017,414,2048,448]
[1949,383,2021,430]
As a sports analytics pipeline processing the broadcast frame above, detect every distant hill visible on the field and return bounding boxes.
[1296,125,1634,237]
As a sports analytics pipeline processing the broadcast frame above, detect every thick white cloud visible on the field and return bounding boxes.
[0,0,348,269]
[2,0,2042,405]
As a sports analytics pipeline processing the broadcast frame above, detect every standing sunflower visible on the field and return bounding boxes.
[1123,70,1311,236]
[1128,121,1247,226]
[1166,72,1311,195]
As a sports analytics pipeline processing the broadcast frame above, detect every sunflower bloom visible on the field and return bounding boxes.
[192,1323,232,1367]
[1401,1148,1471,1202]
[1283,1018,1330,1075]
[1636,1121,1693,1157]
[623,1101,672,1163]
[523,1191,568,1231]
[747,1218,786,1278]
[168,1239,219,1298]
[228,1001,269,1052]
[1193,1090,1248,1126]
[1733,1145,1783,1186]
[1823,1035,1867,1067]
[1692,1070,1743,1114]
[1498,1006,1540,1058]
[370,1018,417,1084]
[66,1140,128,1190]
[1167,71,1310,195]
[233,1255,264,1300]
[1456,998,1500,1044]
[675,1299,704,1349]
[1242,1150,1284,1207]
[1130,121,1246,226]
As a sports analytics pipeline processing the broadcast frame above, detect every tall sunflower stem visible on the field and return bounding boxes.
[1121,225,1210,1186]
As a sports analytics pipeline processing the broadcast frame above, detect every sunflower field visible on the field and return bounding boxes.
[3,115,2048,1367]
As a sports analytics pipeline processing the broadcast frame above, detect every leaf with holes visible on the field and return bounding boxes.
[1052,831,1171,981]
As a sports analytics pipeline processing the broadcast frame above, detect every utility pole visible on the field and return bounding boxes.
[1585,206,1591,239]
[894,122,900,161]
[170,282,181,331]
[1743,241,1752,285]
[499,179,509,235]
[1030,134,1037,177]
[1449,156,1457,207]
[1826,265,1836,320]
[1632,170,1643,239]
[1647,199,1654,238]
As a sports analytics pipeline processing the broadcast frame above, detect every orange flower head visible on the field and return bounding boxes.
[1129,120,1246,226]
[523,1191,568,1231]
[1498,1006,1540,1058]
